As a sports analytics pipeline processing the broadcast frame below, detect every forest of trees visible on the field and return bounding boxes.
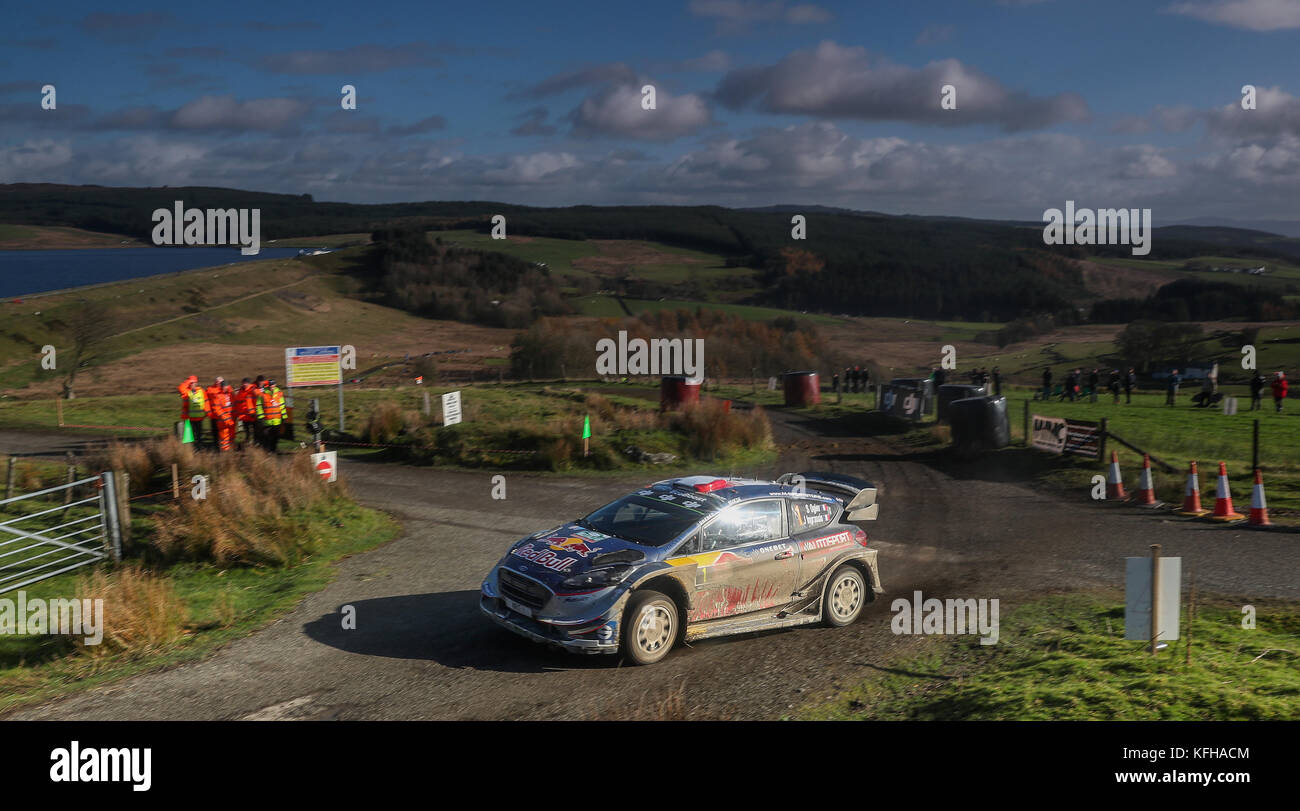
[362,227,568,328]
[1089,279,1300,323]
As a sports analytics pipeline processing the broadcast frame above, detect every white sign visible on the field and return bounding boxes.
[1223,396,1238,415]
[1031,415,1068,454]
[285,346,342,388]
[768,377,778,391]
[442,391,462,426]
[1125,556,1181,642]
[311,451,338,483]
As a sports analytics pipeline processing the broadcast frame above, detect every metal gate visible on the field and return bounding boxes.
[0,472,121,595]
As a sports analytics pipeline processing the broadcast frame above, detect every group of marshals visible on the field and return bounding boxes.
[178,375,287,452]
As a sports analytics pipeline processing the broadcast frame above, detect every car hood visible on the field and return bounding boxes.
[502,523,651,589]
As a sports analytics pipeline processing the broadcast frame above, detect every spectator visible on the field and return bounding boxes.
[1041,367,1053,401]
[1124,368,1136,404]
[1166,369,1181,406]
[1208,362,1219,395]
[1271,371,1288,413]
[1250,371,1266,411]
[1109,369,1121,404]
[992,366,1002,396]
[1088,368,1100,403]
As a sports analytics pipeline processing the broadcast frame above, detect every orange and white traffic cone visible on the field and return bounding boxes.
[1106,451,1127,500]
[1248,468,1271,527]
[1177,461,1208,517]
[1135,454,1159,506]
[1209,461,1244,521]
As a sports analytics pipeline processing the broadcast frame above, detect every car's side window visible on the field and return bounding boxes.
[789,499,835,533]
[700,500,785,551]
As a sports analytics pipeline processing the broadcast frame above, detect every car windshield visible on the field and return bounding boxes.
[581,493,710,547]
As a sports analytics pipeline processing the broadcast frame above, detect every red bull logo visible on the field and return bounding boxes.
[546,536,602,558]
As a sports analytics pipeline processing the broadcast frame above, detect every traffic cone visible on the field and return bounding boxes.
[181,420,194,444]
[1248,468,1271,527]
[1134,454,1160,506]
[1106,451,1127,500]
[1177,461,1208,517]
[1209,461,1244,521]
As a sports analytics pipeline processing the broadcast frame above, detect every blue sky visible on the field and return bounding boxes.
[4,0,1300,221]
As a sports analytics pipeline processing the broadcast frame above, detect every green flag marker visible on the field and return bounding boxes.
[582,414,591,439]
[181,420,194,444]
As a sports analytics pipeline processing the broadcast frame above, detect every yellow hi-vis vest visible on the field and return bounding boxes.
[256,387,285,425]
[187,388,207,419]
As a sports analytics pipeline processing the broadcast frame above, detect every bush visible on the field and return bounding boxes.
[73,565,188,659]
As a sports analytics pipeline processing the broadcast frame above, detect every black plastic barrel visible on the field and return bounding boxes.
[948,395,1010,451]
[889,377,934,413]
[937,384,987,424]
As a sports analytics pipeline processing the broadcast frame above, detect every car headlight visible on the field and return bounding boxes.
[559,565,632,591]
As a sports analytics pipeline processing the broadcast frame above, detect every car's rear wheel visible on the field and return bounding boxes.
[621,590,677,665]
[823,565,866,627]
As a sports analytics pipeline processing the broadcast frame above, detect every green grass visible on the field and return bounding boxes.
[800,591,1300,720]
[572,295,842,324]
[0,499,399,714]
[434,228,599,277]
[1000,388,1300,514]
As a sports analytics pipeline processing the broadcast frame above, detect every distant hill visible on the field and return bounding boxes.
[1172,217,1300,239]
[5,182,1299,321]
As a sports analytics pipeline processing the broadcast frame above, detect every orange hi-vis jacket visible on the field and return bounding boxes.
[179,378,208,420]
[205,384,224,411]
[256,386,286,425]
[233,384,258,423]
[210,390,234,424]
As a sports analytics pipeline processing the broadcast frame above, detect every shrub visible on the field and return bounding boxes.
[73,565,188,659]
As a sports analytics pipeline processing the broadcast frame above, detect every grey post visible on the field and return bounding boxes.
[1150,544,1161,655]
[100,471,122,562]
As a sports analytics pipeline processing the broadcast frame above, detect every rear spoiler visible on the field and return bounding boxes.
[777,471,878,522]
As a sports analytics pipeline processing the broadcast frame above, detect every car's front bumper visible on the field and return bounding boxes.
[479,594,620,654]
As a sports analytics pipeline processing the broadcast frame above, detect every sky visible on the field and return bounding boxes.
[4,0,1300,222]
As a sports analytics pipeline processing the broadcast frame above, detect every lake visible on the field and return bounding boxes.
[0,247,312,298]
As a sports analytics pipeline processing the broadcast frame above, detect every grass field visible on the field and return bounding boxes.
[999,387,1300,514]
[571,295,842,324]
[0,498,398,713]
[800,591,1300,720]
[0,224,141,249]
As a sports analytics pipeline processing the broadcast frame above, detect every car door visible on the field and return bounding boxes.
[678,499,800,622]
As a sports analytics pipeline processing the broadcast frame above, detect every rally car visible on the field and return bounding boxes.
[480,472,883,665]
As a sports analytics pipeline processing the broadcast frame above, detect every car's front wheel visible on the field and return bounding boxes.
[621,590,678,665]
[823,565,867,627]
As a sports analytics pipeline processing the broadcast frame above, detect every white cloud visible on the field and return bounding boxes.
[1165,0,1300,31]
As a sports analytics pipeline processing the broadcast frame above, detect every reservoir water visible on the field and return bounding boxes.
[0,247,309,298]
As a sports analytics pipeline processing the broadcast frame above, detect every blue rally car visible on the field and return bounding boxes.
[480,472,883,665]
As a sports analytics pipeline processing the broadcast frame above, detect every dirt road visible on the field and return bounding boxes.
[4,414,1297,720]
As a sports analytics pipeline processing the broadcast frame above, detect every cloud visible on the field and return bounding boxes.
[509,63,639,99]
[169,95,311,133]
[688,0,833,28]
[387,115,448,136]
[672,50,732,72]
[1165,0,1300,31]
[916,24,955,45]
[569,84,714,140]
[510,107,558,136]
[164,46,226,59]
[78,12,174,43]
[714,41,1089,131]
[256,43,444,74]
[1206,86,1300,137]
[245,21,323,32]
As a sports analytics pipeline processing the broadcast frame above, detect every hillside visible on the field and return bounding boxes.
[10,183,1300,323]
